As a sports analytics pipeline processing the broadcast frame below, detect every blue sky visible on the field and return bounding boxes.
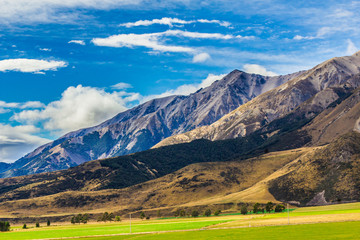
[0,0,359,162]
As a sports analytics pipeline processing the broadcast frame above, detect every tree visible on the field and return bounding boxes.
[140,211,146,220]
[0,221,10,231]
[71,216,76,224]
[22,223,27,229]
[179,209,186,217]
[75,214,83,224]
[265,202,274,213]
[146,216,150,220]
[108,212,115,222]
[115,216,121,222]
[82,214,89,224]
[102,212,109,222]
[275,204,285,212]
[36,222,40,228]
[214,210,221,216]
[191,210,199,217]
[47,219,51,226]
[204,209,211,217]
[157,210,161,218]
[241,205,248,215]
[174,209,180,217]
[253,203,260,213]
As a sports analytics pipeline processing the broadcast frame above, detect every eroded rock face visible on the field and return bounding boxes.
[306,190,328,206]
[1,70,300,178]
[155,51,360,148]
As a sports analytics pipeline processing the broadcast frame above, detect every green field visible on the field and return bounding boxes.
[77,222,360,240]
[1,202,360,240]
[0,219,231,240]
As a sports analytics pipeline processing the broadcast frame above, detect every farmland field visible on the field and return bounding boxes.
[1,202,360,240]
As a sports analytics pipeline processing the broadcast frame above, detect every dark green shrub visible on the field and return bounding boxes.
[214,210,221,216]
[275,204,285,212]
[204,209,211,217]
[191,210,199,217]
[241,205,248,215]
[0,221,10,231]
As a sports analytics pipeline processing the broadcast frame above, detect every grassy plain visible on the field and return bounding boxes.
[77,222,360,240]
[1,202,359,240]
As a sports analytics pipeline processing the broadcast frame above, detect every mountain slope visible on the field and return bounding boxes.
[154,51,360,148]
[0,131,359,217]
[0,70,300,178]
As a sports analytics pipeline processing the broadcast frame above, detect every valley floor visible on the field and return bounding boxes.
[1,202,359,240]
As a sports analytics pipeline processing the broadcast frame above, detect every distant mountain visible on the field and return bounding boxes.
[154,51,360,148]
[0,70,300,178]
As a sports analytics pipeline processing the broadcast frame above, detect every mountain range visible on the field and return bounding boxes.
[0,70,301,178]
[0,52,360,219]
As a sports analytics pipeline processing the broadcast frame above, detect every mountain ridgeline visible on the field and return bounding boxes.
[154,51,360,147]
[0,70,301,178]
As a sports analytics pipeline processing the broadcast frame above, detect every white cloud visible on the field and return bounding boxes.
[192,52,211,63]
[13,85,134,133]
[0,100,45,109]
[0,108,10,114]
[0,0,141,24]
[68,40,86,45]
[142,73,226,102]
[111,82,133,90]
[331,9,353,18]
[293,35,316,40]
[0,123,50,163]
[346,39,358,55]
[164,30,236,39]
[293,26,345,41]
[0,59,67,74]
[39,48,52,51]
[120,17,192,27]
[92,32,195,53]
[92,30,250,53]
[120,17,232,28]
[197,19,231,28]
[243,64,277,76]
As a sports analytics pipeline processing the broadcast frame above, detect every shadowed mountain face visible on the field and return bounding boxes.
[0,70,300,178]
[154,51,360,148]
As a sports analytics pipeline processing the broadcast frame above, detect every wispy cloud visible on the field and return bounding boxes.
[0,123,50,163]
[39,48,52,52]
[92,32,194,53]
[346,39,358,55]
[0,59,67,74]
[243,64,277,76]
[0,100,45,109]
[92,30,252,54]
[111,82,133,90]
[68,40,86,45]
[142,73,226,102]
[120,17,231,28]
[0,0,141,24]
[192,52,211,63]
